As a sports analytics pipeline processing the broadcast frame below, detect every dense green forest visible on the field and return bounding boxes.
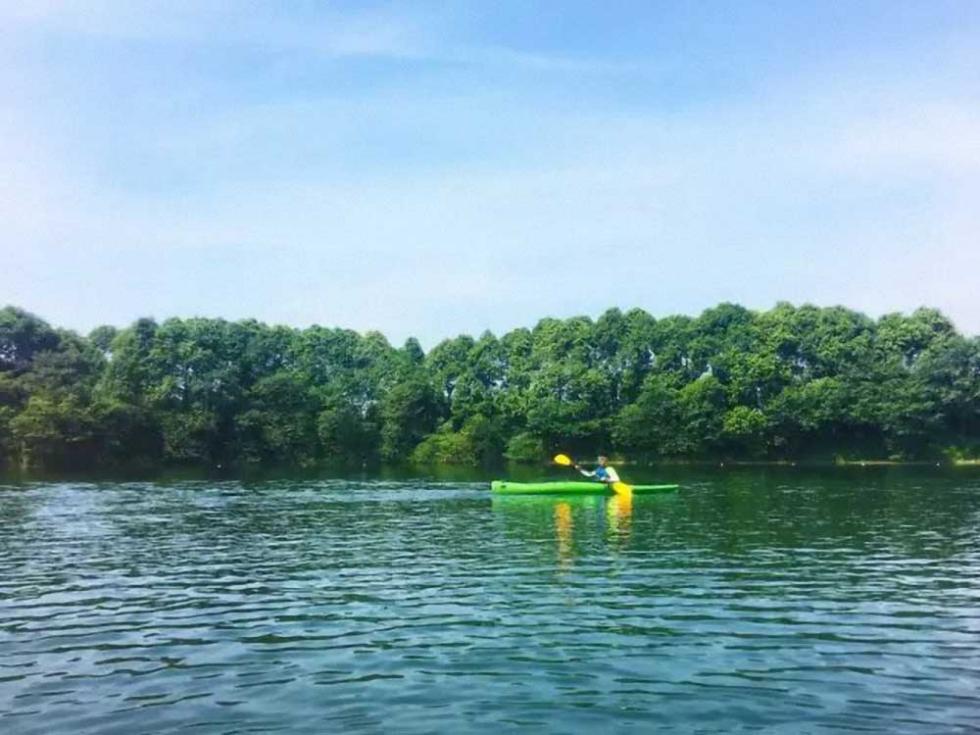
[1,303,978,471]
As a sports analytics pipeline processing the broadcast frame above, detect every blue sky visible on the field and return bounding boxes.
[2,1,978,344]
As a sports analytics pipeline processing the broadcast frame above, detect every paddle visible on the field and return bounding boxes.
[553,454,633,497]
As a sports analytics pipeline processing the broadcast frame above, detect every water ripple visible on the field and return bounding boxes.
[1,473,979,733]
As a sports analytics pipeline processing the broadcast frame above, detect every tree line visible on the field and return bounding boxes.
[1,302,978,471]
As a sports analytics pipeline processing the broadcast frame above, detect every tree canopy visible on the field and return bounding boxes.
[1,303,977,470]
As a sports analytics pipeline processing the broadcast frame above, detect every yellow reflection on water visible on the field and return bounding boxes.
[606,492,633,540]
[491,493,638,568]
[554,501,573,569]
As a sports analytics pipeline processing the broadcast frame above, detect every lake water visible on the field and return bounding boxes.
[2,469,979,733]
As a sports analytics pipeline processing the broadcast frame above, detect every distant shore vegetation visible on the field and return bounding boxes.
[1,303,978,471]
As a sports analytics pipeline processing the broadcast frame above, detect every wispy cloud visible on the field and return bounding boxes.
[2,1,430,58]
[1,1,631,73]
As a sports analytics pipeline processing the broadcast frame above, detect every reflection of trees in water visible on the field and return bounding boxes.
[98,481,494,583]
[632,469,980,606]
[8,469,977,596]
[491,468,980,594]
[677,468,980,561]
[492,493,641,569]
[492,495,603,570]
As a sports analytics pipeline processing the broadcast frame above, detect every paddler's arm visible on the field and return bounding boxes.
[604,466,621,483]
[574,464,595,478]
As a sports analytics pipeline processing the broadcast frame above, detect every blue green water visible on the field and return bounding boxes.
[2,470,979,733]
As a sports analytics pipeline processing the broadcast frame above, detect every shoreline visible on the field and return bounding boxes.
[608,458,975,468]
[4,457,980,483]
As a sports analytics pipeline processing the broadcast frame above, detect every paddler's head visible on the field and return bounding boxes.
[597,455,608,467]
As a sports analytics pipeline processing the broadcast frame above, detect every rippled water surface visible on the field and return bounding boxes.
[2,470,979,733]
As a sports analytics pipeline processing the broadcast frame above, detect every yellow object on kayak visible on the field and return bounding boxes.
[611,481,633,497]
[554,454,632,496]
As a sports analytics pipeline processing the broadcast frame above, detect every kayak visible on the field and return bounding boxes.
[490,480,679,495]
[491,481,679,495]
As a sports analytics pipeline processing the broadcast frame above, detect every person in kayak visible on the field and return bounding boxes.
[575,455,620,484]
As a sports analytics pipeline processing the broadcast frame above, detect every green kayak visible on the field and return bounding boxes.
[490,480,679,495]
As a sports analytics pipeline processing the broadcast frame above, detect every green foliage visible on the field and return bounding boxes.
[504,432,545,463]
[379,377,441,462]
[91,399,163,466]
[88,325,118,355]
[10,394,99,468]
[0,302,977,469]
[722,406,769,456]
[613,374,684,455]
[411,422,478,465]
[412,414,508,466]
[317,393,380,462]
[236,372,320,466]
[0,306,61,373]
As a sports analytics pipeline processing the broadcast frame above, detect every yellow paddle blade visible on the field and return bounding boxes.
[611,481,633,497]
[553,454,574,466]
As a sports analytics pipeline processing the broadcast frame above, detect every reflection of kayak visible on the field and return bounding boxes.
[490,481,679,495]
